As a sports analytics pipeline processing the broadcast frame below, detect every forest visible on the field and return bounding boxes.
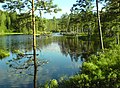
[0,0,119,39]
[0,0,120,88]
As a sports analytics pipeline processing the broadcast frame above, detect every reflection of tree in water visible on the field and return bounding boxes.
[0,35,55,55]
[58,36,99,61]
[0,35,33,53]
[7,50,49,88]
[80,38,99,59]
[58,37,81,62]
[0,35,100,88]
[0,35,99,62]
[3,35,51,88]
[0,35,99,63]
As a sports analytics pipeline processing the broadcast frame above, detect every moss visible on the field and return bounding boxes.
[0,49,10,59]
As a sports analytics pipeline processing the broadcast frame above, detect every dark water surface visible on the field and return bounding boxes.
[0,34,93,88]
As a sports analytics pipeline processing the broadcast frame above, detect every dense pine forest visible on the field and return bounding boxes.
[0,10,58,34]
[0,0,120,88]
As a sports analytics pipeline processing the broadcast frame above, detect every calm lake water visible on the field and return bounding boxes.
[0,34,97,88]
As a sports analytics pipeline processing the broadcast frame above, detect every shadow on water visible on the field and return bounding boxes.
[0,34,99,88]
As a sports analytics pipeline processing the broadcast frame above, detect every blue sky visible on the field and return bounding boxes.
[42,0,77,19]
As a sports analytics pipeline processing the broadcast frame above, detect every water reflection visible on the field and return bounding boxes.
[0,35,98,61]
[57,36,98,61]
[0,35,98,88]
[34,64,37,88]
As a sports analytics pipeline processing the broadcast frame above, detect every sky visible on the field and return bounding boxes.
[42,0,76,19]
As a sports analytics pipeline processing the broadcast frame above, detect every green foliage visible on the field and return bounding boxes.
[0,0,119,38]
[0,11,7,33]
[50,79,58,88]
[40,79,58,88]
[0,49,10,59]
[2,0,61,14]
[0,10,49,34]
[0,0,61,34]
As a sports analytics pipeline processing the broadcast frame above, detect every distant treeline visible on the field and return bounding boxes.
[0,1,119,36]
[0,10,60,34]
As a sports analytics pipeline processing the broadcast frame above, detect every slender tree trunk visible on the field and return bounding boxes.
[117,33,119,44]
[34,66,37,88]
[77,24,78,35]
[81,24,83,33]
[116,24,119,45]
[32,0,37,88]
[96,0,104,50]
[88,28,90,52]
[67,16,70,32]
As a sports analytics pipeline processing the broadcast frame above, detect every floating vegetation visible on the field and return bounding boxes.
[0,49,10,59]
[12,49,21,54]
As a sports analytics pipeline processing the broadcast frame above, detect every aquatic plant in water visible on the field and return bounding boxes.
[0,49,10,59]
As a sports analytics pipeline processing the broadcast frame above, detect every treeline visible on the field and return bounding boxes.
[0,10,29,33]
[0,0,119,38]
[0,10,71,34]
[0,10,59,34]
[60,0,120,37]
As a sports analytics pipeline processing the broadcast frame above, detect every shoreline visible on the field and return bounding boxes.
[0,32,53,36]
[0,33,24,35]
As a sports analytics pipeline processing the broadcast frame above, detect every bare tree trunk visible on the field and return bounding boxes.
[117,33,119,45]
[34,66,37,88]
[77,24,78,34]
[32,0,37,88]
[96,0,104,50]
[67,16,70,32]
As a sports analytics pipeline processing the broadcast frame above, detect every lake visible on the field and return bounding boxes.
[0,34,96,88]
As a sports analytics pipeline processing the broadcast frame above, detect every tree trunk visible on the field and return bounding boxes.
[32,0,37,88]
[117,33,119,44]
[96,0,104,50]
[67,16,70,32]
[77,24,78,34]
